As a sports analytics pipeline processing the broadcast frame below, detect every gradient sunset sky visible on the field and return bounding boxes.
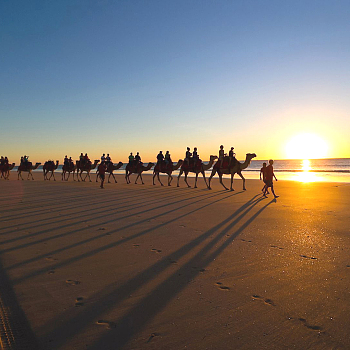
[1,0,349,163]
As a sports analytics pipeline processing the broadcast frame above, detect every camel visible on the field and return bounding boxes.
[61,162,77,181]
[17,162,41,180]
[96,162,123,183]
[43,160,59,181]
[177,155,218,189]
[208,153,256,191]
[153,160,183,186]
[76,160,99,182]
[125,162,154,184]
[0,163,15,180]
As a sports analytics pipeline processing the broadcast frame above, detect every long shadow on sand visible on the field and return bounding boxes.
[0,185,206,236]
[10,190,240,284]
[2,188,233,258]
[37,195,273,349]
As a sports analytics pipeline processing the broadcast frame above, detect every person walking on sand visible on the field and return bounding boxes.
[98,161,107,189]
[260,162,269,194]
[263,159,278,198]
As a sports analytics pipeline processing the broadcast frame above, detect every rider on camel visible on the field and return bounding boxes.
[164,151,171,166]
[219,145,225,168]
[84,153,90,166]
[129,152,134,165]
[156,151,164,169]
[228,147,236,167]
[192,147,199,167]
[106,154,111,166]
[64,155,69,167]
[101,153,106,163]
[185,147,191,166]
[134,152,141,167]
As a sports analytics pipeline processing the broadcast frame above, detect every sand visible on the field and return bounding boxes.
[0,172,350,349]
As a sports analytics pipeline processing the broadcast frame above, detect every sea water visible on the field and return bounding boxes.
[26,158,350,183]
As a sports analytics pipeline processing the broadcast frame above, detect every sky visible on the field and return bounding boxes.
[1,0,349,163]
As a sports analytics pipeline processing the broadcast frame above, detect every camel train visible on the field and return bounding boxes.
[2,150,256,190]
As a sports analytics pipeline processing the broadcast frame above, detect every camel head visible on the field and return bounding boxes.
[209,155,218,162]
[246,153,257,162]
[146,162,155,170]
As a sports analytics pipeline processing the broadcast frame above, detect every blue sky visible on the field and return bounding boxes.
[1,0,349,162]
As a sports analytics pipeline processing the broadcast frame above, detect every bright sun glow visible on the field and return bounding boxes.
[285,133,329,159]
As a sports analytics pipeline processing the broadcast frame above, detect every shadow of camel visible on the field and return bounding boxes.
[37,195,273,349]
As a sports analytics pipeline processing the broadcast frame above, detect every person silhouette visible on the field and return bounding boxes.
[263,160,278,198]
[219,145,225,168]
[185,147,191,166]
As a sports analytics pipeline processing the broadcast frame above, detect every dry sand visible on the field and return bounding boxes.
[0,172,350,349]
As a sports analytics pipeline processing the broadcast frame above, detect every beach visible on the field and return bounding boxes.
[1,174,350,349]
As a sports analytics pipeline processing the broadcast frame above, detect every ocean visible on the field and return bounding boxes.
[18,158,350,183]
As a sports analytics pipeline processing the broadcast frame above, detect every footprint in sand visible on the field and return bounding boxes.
[241,239,252,243]
[96,320,116,329]
[298,318,324,332]
[252,295,276,306]
[133,244,140,247]
[66,280,81,286]
[48,269,56,274]
[300,255,317,260]
[191,267,206,272]
[179,225,186,228]
[270,245,284,250]
[169,260,177,264]
[45,257,58,261]
[147,332,160,343]
[215,282,230,291]
[75,297,84,307]
[98,227,106,231]
[151,248,162,253]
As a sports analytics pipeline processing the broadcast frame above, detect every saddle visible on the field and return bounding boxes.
[214,156,237,170]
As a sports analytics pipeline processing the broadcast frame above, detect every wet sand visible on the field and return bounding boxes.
[1,173,350,349]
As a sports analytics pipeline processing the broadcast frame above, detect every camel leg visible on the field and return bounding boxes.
[139,173,144,185]
[51,172,56,181]
[177,169,183,187]
[110,173,117,183]
[201,170,209,189]
[168,174,173,186]
[208,169,216,190]
[184,172,191,188]
[157,173,163,186]
[125,171,130,184]
[152,172,156,185]
[86,172,92,182]
[135,173,140,184]
[237,172,246,190]
[18,171,23,180]
[230,173,235,191]
[217,171,228,190]
[194,173,199,188]
[96,173,99,182]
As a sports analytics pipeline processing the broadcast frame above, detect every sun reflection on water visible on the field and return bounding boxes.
[295,159,320,182]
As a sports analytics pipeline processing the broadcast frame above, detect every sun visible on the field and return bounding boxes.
[285,133,328,159]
